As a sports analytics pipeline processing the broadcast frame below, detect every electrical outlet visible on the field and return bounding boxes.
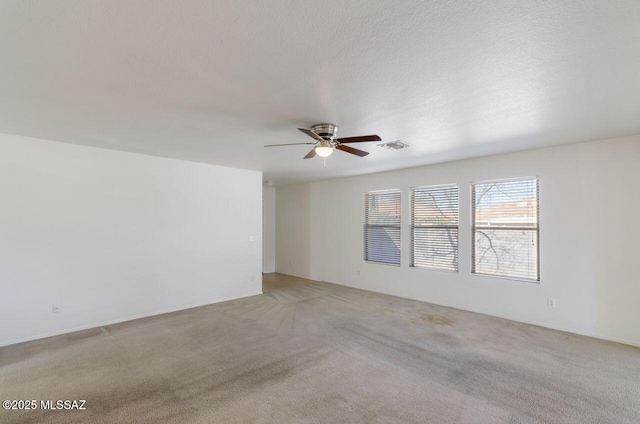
[248,235,255,242]
[357,270,361,276]
[547,298,556,308]
[52,304,61,314]
[250,275,255,282]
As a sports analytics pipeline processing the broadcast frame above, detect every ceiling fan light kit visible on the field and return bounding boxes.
[264,123,382,161]
[315,143,334,157]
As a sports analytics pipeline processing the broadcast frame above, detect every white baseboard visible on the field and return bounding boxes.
[0,290,263,348]
[4,283,637,349]
[331,280,640,349]
[273,269,312,280]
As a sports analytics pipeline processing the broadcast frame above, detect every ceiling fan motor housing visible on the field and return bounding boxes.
[311,123,338,140]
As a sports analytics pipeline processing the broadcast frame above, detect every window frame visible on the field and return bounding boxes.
[363,189,402,267]
[471,177,540,283]
[410,183,459,273]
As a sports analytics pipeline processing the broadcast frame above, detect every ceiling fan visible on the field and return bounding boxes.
[265,124,381,159]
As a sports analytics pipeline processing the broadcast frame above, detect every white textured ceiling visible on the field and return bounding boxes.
[1,1,639,185]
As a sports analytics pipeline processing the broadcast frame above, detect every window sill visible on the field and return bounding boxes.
[410,265,458,274]
[471,272,540,284]
[363,260,401,267]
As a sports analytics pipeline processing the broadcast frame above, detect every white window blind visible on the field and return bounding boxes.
[410,184,459,271]
[364,189,401,266]
[472,178,539,282]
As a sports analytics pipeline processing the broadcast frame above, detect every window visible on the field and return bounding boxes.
[410,184,459,271]
[364,189,401,265]
[471,178,539,282]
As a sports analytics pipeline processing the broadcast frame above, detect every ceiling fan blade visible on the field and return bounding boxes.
[264,142,316,147]
[298,128,325,143]
[336,144,369,157]
[336,135,381,144]
[304,148,317,159]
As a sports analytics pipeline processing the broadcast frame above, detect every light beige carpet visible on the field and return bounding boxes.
[1,282,639,423]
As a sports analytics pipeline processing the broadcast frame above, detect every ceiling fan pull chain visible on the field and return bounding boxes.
[323,157,326,167]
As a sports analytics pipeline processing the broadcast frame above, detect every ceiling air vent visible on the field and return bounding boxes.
[377,140,409,150]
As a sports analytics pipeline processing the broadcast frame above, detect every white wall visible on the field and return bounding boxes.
[0,133,263,347]
[276,136,640,347]
[263,186,276,273]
